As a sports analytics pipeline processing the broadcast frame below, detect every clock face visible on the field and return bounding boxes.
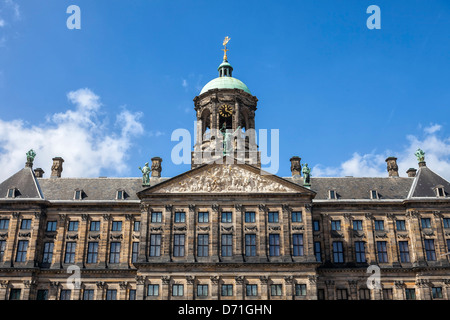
[219,104,233,117]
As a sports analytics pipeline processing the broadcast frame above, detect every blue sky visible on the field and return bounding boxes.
[0,0,449,181]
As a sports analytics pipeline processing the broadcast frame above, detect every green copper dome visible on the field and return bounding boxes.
[199,59,251,95]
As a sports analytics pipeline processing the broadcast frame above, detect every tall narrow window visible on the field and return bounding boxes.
[436,187,445,197]
[443,218,450,229]
[245,234,256,257]
[198,212,209,223]
[291,211,302,222]
[174,212,186,223]
[336,289,348,300]
[42,242,54,264]
[355,241,366,263]
[111,221,122,231]
[377,241,388,263]
[197,234,209,257]
[398,241,410,263]
[421,218,431,229]
[68,221,79,231]
[268,212,279,223]
[292,234,304,256]
[0,219,9,230]
[269,234,280,256]
[16,240,28,262]
[151,212,162,223]
[331,220,341,231]
[6,188,16,198]
[424,239,436,261]
[329,190,337,200]
[333,241,344,263]
[0,240,5,262]
[271,284,282,296]
[371,190,379,199]
[432,287,443,299]
[132,242,139,263]
[83,290,94,300]
[396,220,406,231]
[405,288,416,300]
[60,290,71,300]
[109,242,121,263]
[20,219,31,230]
[359,289,371,300]
[87,242,98,264]
[74,190,82,200]
[197,284,208,297]
[133,221,140,232]
[148,284,159,296]
[221,212,232,223]
[149,234,161,257]
[353,220,363,231]
[374,220,384,231]
[313,220,320,231]
[221,284,233,296]
[106,289,117,300]
[245,212,256,223]
[221,234,232,257]
[173,234,185,257]
[116,190,125,200]
[172,284,184,297]
[90,221,100,231]
[314,242,322,262]
[246,284,257,296]
[64,242,76,263]
[46,221,56,232]
[295,284,307,296]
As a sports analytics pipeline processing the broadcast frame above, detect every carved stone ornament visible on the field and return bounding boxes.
[197,226,210,232]
[397,234,409,239]
[0,233,8,240]
[394,281,405,289]
[422,231,435,238]
[188,204,196,212]
[221,225,234,232]
[161,276,171,285]
[268,225,281,231]
[258,204,267,212]
[66,234,79,240]
[308,276,318,285]
[96,281,106,289]
[284,276,293,284]
[186,276,195,285]
[259,276,269,284]
[88,234,101,240]
[210,276,219,284]
[365,213,374,220]
[174,226,187,231]
[234,204,243,212]
[281,204,291,213]
[292,225,304,231]
[110,234,123,240]
[18,232,31,238]
[150,226,163,232]
[353,231,365,238]
[135,276,145,285]
[245,225,258,232]
[375,233,388,239]
[212,204,220,212]
[155,165,294,193]
[331,231,344,239]
[119,281,128,290]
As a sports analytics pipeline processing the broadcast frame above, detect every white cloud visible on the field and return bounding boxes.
[312,124,450,181]
[182,79,188,88]
[3,0,20,20]
[0,19,5,27]
[0,88,144,181]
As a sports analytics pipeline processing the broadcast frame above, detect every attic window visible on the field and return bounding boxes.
[6,188,16,198]
[370,190,379,200]
[328,190,337,200]
[74,190,83,200]
[116,190,125,200]
[435,186,445,197]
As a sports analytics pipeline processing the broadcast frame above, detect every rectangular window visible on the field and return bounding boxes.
[269,234,280,257]
[245,234,256,257]
[0,219,9,230]
[129,290,136,300]
[60,290,71,300]
[444,218,450,229]
[20,219,31,230]
[270,284,282,296]
[371,190,378,199]
[432,287,443,299]
[314,241,322,262]
[149,234,161,257]
[174,212,186,223]
[42,242,54,264]
[336,289,348,300]
[197,285,208,297]
[377,241,388,263]
[46,221,56,232]
[0,240,5,262]
[172,284,184,297]
[198,212,209,223]
[133,221,140,232]
[151,212,162,223]
[87,242,99,264]
[313,220,320,231]
[90,221,100,231]
[383,289,393,300]
[197,234,209,257]
[116,190,124,200]
[437,187,445,197]
[245,212,256,223]
[221,212,232,223]
[317,289,325,300]
[396,220,406,231]
[405,288,416,300]
[109,242,121,263]
[64,242,76,264]
[68,221,79,231]
[399,241,410,263]
[173,234,185,257]
[291,211,302,222]
[421,218,431,229]
[295,284,306,296]
[359,288,371,300]
[353,220,363,231]
[329,190,336,199]
[74,190,82,200]
[331,220,341,231]
[7,188,15,198]
[355,241,366,263]
[424,239,436,261]
[9,289,21,300]
[83,289,94,300]
[148,284,159,296]
[292,234,304,256]
[132,242,139,263]
[36,290,48,300]
[221,234,232,257]
[106,289,117,300]
[246,284,257,296]
[374,220,384,231]
[447,239,450,253]
[268,211,279,223]
[333,241,344,263]
[111,221,122,231]
[16,240,28,262]
[221,284,233,296]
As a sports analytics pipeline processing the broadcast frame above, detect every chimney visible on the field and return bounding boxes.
[385,157,399,177]
[406,168,417,177]
[51,157,64,178]
[34,168,45,178]
[151,157,162,178]
[290,156,301,176]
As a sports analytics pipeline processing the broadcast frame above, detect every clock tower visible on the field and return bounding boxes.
[192,38,260,168]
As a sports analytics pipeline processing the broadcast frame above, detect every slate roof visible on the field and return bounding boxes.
[0,167,43,199]
[408,166,450,198]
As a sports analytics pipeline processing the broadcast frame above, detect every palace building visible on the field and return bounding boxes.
[0,41,450,301]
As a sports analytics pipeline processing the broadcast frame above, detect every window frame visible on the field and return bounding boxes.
[245,211,256,223]
[269,234,280,257]
[173,234,185,257]
[292,234,304,256]
[221,234,233,257]
[376,241,388,263]
[149,234,162,257]
[291,211,302,223]
[268,211,279,223]
[197,234,209,257]
[148,284,159,296]
[333,241,344,263]
[87,242,99,264]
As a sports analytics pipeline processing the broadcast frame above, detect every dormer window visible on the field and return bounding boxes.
[74,190,83,200]
[328,190,337,200]
[116,190,125,200]
[370,190,379,200]
[435,186,445,197]
[6,188,16,198]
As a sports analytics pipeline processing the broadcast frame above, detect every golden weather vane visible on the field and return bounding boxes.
[222,36,231,61]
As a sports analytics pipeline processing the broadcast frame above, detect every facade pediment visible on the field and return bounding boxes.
[139,162,314,195]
